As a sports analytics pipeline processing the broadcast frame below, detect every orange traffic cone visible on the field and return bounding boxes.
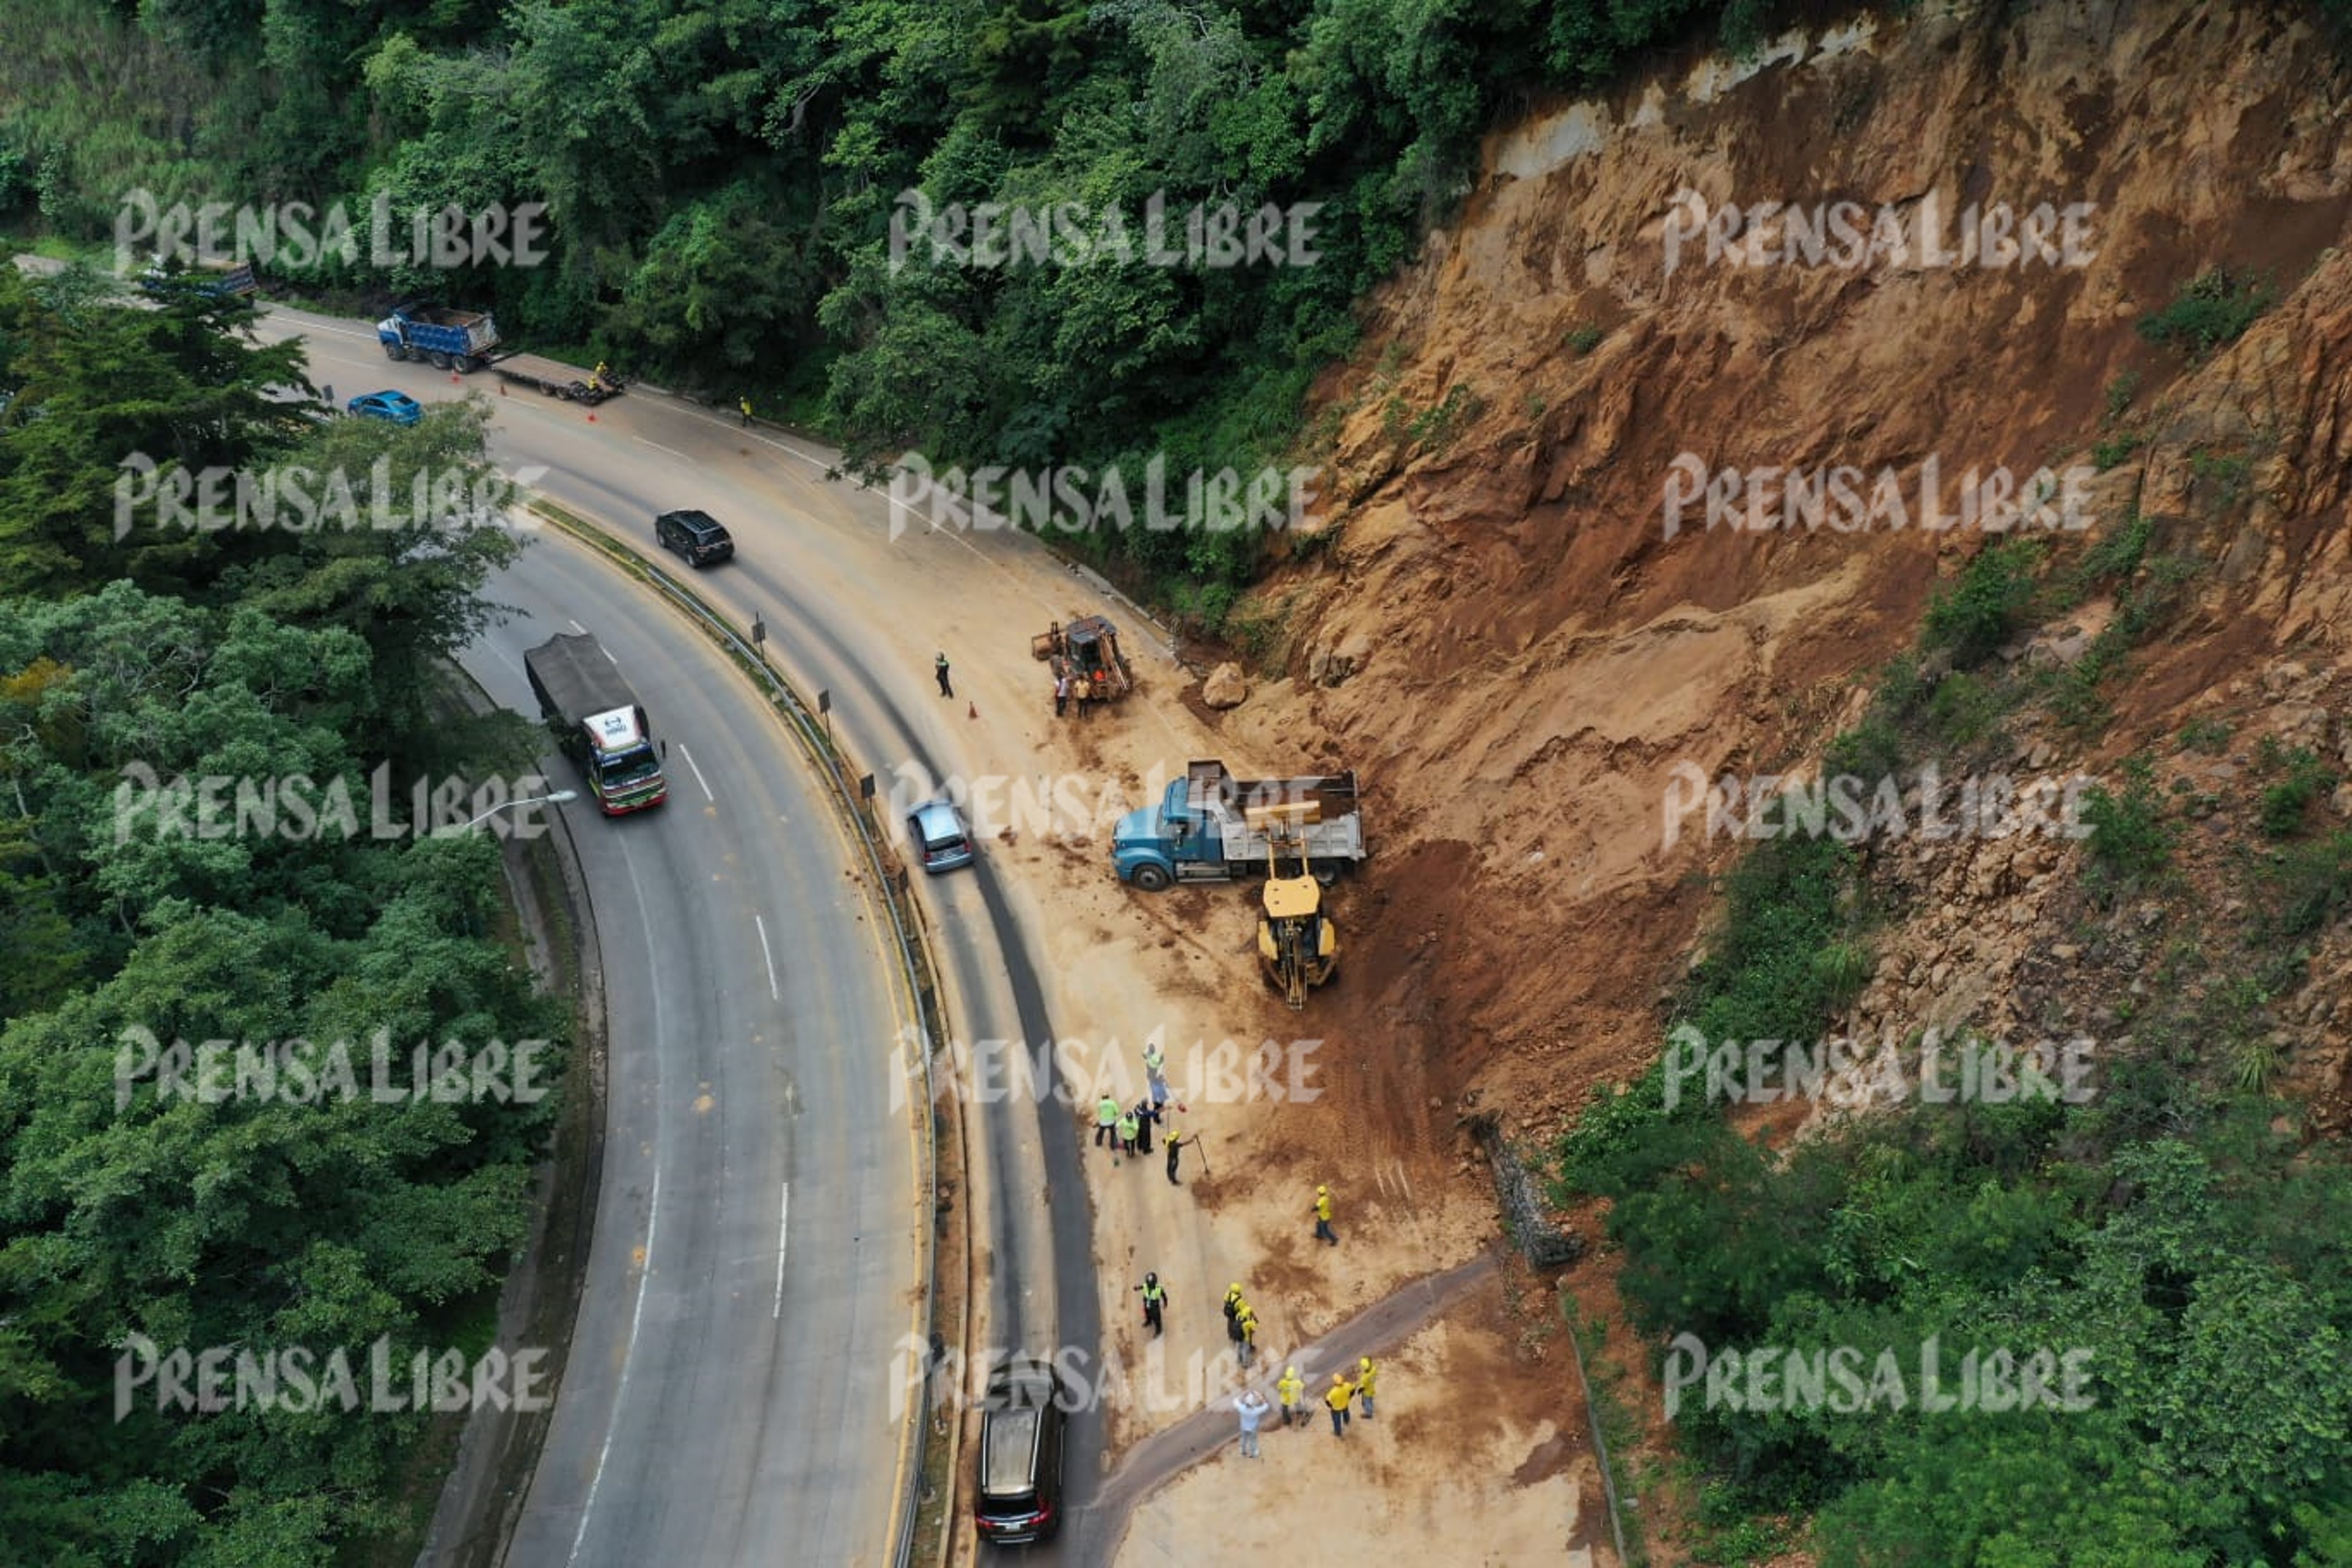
[968,701,978,720]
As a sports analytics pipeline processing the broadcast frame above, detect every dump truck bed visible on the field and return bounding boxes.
[1185,759,1359,819]
[524,632,639,725]
[404,305,492,329]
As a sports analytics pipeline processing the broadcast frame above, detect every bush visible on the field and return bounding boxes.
[2138,268,2275,360]
[2178,718,2232,755]
[1924,670,2009,751]
[2256,739,2338,838]
[1922,542,2043,668]
[2251,831,2352,939]
[2081,754,2173,884]
[2092,432,2143,471]
[2103,369,2141,422]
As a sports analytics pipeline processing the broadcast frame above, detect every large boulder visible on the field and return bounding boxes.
[1201,662,1250,709]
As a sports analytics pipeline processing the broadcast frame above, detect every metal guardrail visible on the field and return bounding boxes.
[520,498,950,1568]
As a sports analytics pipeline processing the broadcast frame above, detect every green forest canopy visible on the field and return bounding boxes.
[0,262,563,1565]
[4,0,1779,613]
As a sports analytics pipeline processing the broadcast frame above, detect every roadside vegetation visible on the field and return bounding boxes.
[0,0,1790,618]
[0,265,564,1564]
[1552,529,2352,1565]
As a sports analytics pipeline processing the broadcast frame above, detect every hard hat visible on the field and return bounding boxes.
[1317,1184,1328,1195]
[1286,1365,1299,1377]
[1229,1282,1241,1294]
[1146,1272,1158,1285]
[1359,1356,1372,1370]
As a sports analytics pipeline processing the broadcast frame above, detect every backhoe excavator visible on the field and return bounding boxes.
[1257,813,1337,1009]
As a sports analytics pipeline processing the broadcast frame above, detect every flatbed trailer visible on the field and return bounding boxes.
[489,351,625,405]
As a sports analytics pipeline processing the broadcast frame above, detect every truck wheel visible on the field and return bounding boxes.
[1131,864,1173,892]
[1313,865,1339,887]
[383,343,407,362]
[454,355,478,374]
[428,351,453,371]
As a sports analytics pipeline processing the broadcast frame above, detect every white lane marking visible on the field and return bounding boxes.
[637,437,690,461]
[772,1182,791,1320]
[678,743,715,802]
[566,853,671,1566]
[755,914,780,1002]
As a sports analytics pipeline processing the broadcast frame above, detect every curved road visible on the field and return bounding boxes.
[267,312,1114,1561]
[461,530,917,1566]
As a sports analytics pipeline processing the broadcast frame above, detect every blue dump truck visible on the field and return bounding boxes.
[137,258,259,305]
[377,303,501,373]
[1112,758,1365,891]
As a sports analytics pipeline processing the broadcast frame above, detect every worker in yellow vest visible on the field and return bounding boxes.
[1324,1370,1355,1436]
[1277,1365,1305,1428]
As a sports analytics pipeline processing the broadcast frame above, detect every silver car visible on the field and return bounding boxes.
[907,798,975,873]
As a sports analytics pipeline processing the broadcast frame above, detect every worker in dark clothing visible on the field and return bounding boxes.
[1136,1273,1167,1337]
[935,653,953,698]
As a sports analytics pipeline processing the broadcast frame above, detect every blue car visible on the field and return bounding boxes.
[345,390,423,426]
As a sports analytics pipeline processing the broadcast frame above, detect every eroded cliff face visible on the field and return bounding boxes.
[1210,0,2352,1161]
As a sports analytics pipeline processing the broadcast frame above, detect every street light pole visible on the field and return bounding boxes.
[442,789,578,835]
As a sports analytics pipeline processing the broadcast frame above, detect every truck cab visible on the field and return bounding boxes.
[578,705,666,813]
[1111,783,1215,890]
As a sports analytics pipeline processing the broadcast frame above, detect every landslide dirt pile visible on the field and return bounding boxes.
[1208,0,2352,1168]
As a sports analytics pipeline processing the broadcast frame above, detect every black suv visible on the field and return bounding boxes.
[973,1355,1069,1546]
[655,508,734,567]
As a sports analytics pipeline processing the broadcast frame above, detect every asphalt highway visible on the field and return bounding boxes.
[265,312,1107,1564]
